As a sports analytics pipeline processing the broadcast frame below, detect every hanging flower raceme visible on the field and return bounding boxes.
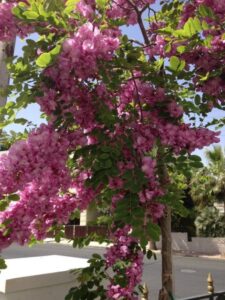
[105,226,144,300]
[0,2,17,41]
[0,183,77,249]
[0,2,32,41]
[0,173,96,249]
[62,22,120,79]
[0,125,71,198]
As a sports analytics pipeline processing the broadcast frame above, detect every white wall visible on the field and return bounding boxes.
[156,233,225,255]
[0,255,89,300]
[80,206,98,226]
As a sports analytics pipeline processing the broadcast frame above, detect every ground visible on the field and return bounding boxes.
[2,241,225,299]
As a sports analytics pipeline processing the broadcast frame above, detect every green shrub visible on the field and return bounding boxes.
[195,207,225,237]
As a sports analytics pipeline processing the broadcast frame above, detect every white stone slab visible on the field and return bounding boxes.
[0,255,89,300]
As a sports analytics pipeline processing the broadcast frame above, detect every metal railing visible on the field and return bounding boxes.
[180,293,225,300]
[141,283,149,300]
[141,273,225,300]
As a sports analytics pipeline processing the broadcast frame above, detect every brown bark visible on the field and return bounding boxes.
[0,41,15,107]
[224,200,225,219]
[159,206,173,300]
[157,145,174,300]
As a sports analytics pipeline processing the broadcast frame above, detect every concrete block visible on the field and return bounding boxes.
[0,255,89,300]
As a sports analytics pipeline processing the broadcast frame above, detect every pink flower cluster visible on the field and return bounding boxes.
[168,101,183,118]
[62,22,120,79]
[118,79,165,116]
[145,0,225,103]
[37,82,96,129]
[37,24,120,129]
[105,226,143,300]
[0,184,77,249]
[0,125,96,248]
[195,0,225,14]
[131,114,219,155]
[0,2,32,41]
[140,157,164,221]
[76,0,95,20]
[0,125,70,197]
[69,171,96,211]
[158,122,220,153]
[0,2,19,41]
[145,35,166,58]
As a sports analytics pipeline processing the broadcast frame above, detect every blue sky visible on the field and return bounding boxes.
[5,19,225,165]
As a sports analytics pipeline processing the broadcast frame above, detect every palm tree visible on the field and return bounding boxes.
[205,145,225,171]
[205,145,225,218]
[190,167,216,209]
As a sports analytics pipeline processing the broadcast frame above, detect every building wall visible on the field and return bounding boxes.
[156,232,225,255]
[80,206,98,226]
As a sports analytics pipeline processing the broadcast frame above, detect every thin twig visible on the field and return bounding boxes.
[131,71,143,121]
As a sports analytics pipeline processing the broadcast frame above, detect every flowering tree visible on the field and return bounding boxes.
[0,0,224,299]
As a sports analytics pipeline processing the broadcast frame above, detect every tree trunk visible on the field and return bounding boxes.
[156,145,174,300]
[158,205,173,300]
[224,199,225,220]
[0,41,14,107]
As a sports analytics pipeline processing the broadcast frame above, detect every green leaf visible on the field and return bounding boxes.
[12,6,23,18]
[64,0,79,13]
[189,155,201,162]
[23,11,39,19]
[198,4,215,18]
[170,56,180,70]
[200,72,210,82]
[0,200,9,211]
[194,95,201,105]
[43,0,64,12]
[202,20,209,30]
[14,118,27,125]
[49,45,61,56]
[36,53,52,68]
[0,257,7,270]
[182,17,202,38]
[165,43,172,53]
[169,56,185,72]
[192,17,202,32]
[146,222,160,241]
[8,194,20,201]
[146,250,153,259]
[96,0,108,9]
[190,161,204,168]
[177,46,186,54]
[204,35,213,48]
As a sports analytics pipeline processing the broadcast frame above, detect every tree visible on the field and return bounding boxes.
[0,1,224,299]
[0,0,15,106]
[172,177,196,238]
[191,146,225,217]
[206,146,225,169]
[0,0,15,151]
[195,206,225,237]
[206,146,225,217]
[190,167,216,209]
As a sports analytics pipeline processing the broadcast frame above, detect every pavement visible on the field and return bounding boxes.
[1,240,225,299]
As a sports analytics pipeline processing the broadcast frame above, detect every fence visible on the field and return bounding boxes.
[141,273,225,300]
[47,225,109,239]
